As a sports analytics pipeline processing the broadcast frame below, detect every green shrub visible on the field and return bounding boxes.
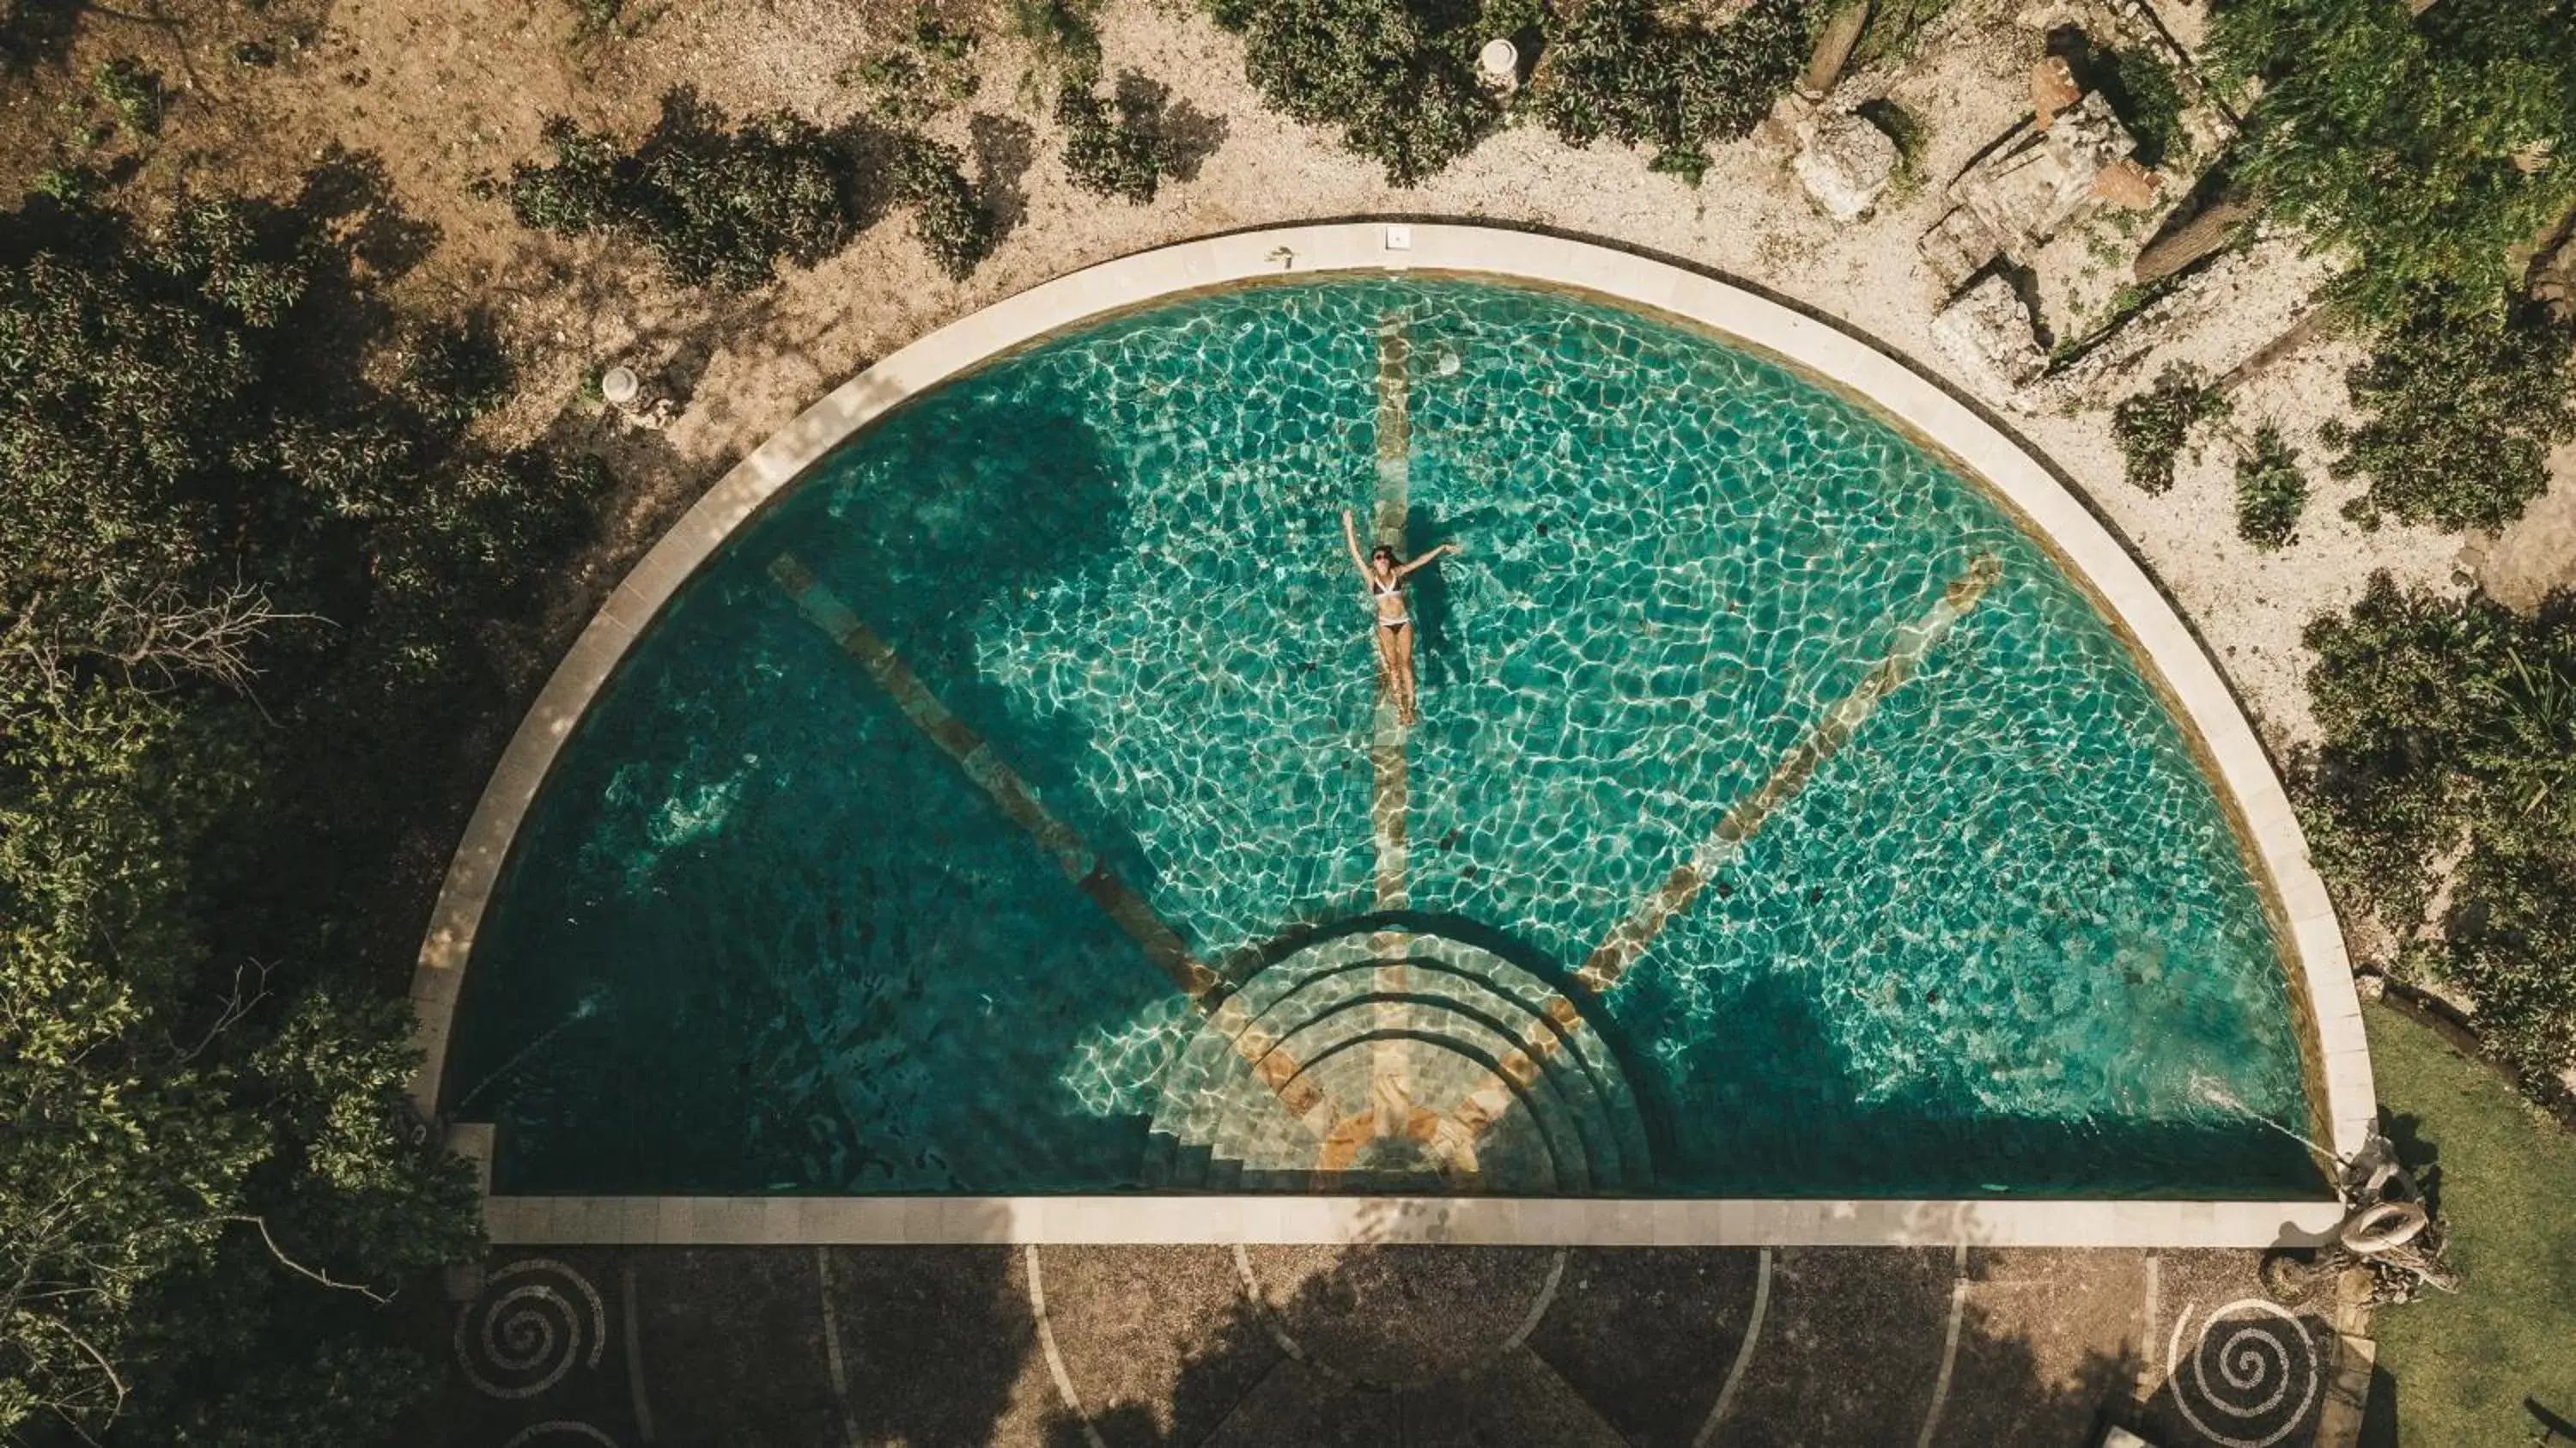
[1214,0,1498,186]
[2302,575,2576,1086]
[1527,0,1808,183]
[1057,77,1177,204]
[1006,0,1102,90]
[395,321,514,429]
[2109,365,2227,495]
[893,136,994,279]
[93,55,163,137]
[1850,0,1949,68]
[1856,96,1926,187]
[0,174,583,1448]
[508,95,858,289]
[2210,0,2576,321]
[2088,45,2189,170]
[2325,292,2576,534]
[848,19,981,124]
[505,116,625,234]
[2233,424,2307,549]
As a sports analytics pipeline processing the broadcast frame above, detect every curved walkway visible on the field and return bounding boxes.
[408,222,2371,1246]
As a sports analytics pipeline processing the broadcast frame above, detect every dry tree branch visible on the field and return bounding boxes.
[210,1216,392,1305]
[95,581,320,697]
[169,960,273,1064]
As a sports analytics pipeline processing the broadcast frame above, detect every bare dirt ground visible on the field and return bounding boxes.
[0,0,2500,755]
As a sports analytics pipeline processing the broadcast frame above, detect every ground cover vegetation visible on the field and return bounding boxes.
[1528,0,1813,185]
[1057,76,1182,204]
[2360,1002,2576,1445]
[2209,0,2576,328]
[1207,0,1498,186]
[0,161,604,1442]
[1202,0,1819,186]
[2109,364,2227,494]
[503,86,994,288]
[2232,423,2308,549]
[2302,576,2576,1087]
[2323,291,2576,533]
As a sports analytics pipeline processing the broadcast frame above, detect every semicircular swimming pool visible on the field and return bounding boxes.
[442,276,2319,1198]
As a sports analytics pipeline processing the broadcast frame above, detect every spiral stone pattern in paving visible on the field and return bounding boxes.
[436,1244,2354,1447]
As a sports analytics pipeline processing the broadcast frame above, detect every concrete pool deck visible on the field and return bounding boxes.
[434,1241,2371,1447]
[411,222,2373,1249]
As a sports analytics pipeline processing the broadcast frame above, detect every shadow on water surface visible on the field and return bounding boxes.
[1627,958,2324,1198]
[446,390,1192,1196]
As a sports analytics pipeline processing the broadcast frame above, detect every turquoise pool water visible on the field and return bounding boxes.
[444,277,2320,1197]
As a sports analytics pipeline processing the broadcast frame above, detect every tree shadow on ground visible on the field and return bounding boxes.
[0,0,77,70]
[970,112,1037,243]
[1036,1239,2293,1448]
[1112,70,1229,185]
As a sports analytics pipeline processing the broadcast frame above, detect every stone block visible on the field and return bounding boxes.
[1932,275,2050,389]
[1795,112,1902,222]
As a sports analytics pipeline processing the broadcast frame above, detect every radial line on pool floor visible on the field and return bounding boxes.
[770,554,1340,1135]
[1366,311,1418,1153]
[1416,554,2004,1172]
[769,553,1221,1002]
[1575,553,2004,995]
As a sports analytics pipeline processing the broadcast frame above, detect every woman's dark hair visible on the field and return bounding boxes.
[1370,545,1396,563]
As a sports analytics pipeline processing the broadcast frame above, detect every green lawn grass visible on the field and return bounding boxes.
[2360,1001,2576,1446]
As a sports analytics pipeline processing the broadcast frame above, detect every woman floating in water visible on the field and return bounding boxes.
[1341,508,1458,726]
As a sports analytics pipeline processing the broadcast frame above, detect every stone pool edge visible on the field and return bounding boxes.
[410,222,2371,1249]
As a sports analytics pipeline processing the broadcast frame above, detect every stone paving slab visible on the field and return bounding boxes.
[433,1242,2344,1448]
[1035,1246,1279,1445]
[1524,1247,1764,1446]
[1197,1359,1400,1447]
[1934,1249,2152,1447]
[1398,1349,1630,1447]
[1719,1245,1958,1447]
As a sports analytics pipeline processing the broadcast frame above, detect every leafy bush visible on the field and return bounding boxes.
[1006,0,1103,91]
[2088,45,2189,170]
[1057,76,1178,204]
[2210,0,2576,320]
[2109,365,2227,494]
[1214,0,1498,186]
[2233,424,2308,549]
[1,173,597,1445]
[1528,0,1809,183]
[93,55,163,137]
[508,94,858,289]
[568,0,617,35]
[2302,575,2576,1086]
[893,136,994,279]
[2324,291,2576,534]
[848,19,981,124]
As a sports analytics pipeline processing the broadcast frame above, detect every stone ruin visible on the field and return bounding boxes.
[1922,56,2161,290]
[1924,53,2166,395]
[1795,111,1903,222]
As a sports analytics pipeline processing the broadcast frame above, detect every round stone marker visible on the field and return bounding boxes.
[598,364,641,407]
[1479,38,1520,84]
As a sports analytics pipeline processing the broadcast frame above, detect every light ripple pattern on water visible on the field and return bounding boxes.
[443,277,2316,1198]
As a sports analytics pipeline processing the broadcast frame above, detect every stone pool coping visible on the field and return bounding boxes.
[410,222,2372,1248]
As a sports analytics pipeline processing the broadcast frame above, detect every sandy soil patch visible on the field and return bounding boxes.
[0,0,2482,753]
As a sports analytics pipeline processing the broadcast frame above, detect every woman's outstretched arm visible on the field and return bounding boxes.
[1395,540,1461,579]
[1340,508,1369,573]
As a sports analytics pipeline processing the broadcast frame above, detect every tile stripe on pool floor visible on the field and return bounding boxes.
[1576,552,2005,995]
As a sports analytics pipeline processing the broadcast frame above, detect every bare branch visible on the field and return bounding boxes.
[95,581,321,697]
[210,1216,392,1305]
[169,960,273,1063]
